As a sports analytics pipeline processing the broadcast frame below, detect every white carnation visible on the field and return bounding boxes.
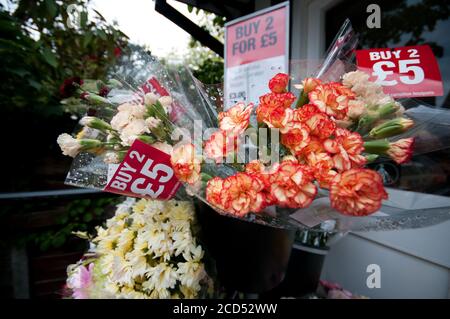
[57,133,81,157]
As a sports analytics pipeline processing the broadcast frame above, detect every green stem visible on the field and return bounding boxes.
[363,139,390,154]
[295,90,308,108]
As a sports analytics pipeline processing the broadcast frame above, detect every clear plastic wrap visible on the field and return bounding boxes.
[57,20,450,233]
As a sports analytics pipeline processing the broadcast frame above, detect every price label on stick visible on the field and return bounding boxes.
[224,2,289,109]
[356,45,443,98]
[104,140,181,200]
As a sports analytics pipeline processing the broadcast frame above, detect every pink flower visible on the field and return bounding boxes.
[67,263,94,299]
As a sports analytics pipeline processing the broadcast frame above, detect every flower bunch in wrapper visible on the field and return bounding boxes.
[57,68,416,218]
[57,91,175,164]
[65,198,214,299]
[194,71,415,217]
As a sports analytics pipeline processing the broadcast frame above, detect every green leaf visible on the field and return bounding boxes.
[80,11,88,28]
[44,0,58,20]
[52,234,66,248]
[42,47,58,67]
[83,213,93,222]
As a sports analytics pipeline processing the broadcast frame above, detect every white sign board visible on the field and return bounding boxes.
[224,2,290,109]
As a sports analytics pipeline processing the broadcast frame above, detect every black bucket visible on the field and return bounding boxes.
[196,202,296,293]
[261,244,328,298]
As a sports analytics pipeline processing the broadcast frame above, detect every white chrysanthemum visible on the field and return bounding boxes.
[142,200,166,216]
[111,255,134,286]
[116,198,136,216]
[99,254,115,276]
[132,199,148,214]
[148,288,171,299]
[179,285,197,299]
[144,263,178,290]
[57,133,81,157]
[177,261,205,291]
[125,250,149,278]
[171,230,193,256]
[119,287,148,299]
[116,229,135,254]
[183,244,204,262]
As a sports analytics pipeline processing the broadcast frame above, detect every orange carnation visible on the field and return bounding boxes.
[205,177,227,211]
[304,112,336,140]
[269,73,289,93]
[221,173,266,216]
[330,168,388,216]
[308,83,353,120]
[204,130,236,163]
[170,143,202,184]
[268,159,317,208]
[324,128,366,171]
[218,102,253,136]
[280,121,310,155]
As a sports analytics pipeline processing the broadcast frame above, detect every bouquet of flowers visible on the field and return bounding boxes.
[65,197,214,299]
[57,21,450,232]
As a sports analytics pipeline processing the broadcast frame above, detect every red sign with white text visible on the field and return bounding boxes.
[356,45,443,98]
[105,140,181,200]
[226,6,287,67]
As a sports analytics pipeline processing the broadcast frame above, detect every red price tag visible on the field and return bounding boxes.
[356,45,443,98]
[104,140,181,200]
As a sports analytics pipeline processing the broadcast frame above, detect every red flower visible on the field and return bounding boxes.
[263,106,293,129]
[306,152,337,189]
[330,169,388,216]
[60,77,83,98]
[206,177,227,211]
[269,73,289,93]
[259,92,296,109]
[114,47,122,58]
[98,86,110,97]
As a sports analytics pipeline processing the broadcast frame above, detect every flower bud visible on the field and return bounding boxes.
[386,138,415,164]
[364,137,415,164]
[80,116,113,132]
[269,73,289,93]
[136,135,156,144]
[369,118,414,138]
